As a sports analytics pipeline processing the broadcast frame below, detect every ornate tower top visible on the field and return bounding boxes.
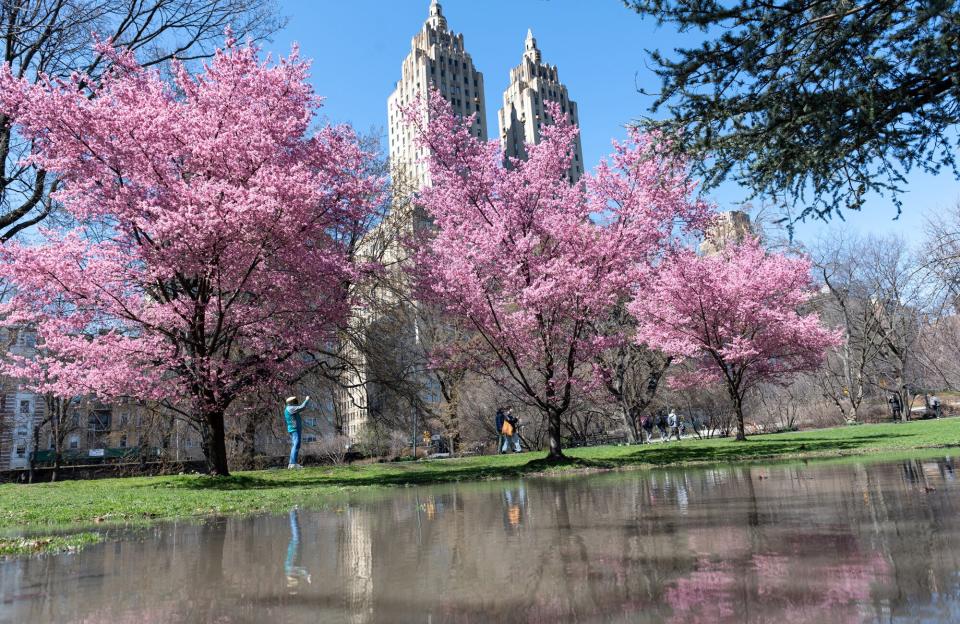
[499,29,584,181]
[524,28,541,63]
[428,0,446,29]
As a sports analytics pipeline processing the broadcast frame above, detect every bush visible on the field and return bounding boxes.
[313,435,351,465]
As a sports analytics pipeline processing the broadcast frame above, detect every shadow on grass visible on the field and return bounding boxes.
[156,432,924,493]
[601,433,903,468]
[155,454,617,492]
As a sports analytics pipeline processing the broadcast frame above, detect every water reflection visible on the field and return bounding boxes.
[284,508,311,592]
[2,457,960,623]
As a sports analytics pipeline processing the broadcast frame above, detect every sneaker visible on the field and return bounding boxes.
[294,464,304,469]
[287,463,296,469]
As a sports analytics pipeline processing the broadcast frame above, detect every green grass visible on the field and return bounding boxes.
[2,418,958,535]
[0,532,102,557]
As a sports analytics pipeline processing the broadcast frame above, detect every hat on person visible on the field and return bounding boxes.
[286,396,298,404]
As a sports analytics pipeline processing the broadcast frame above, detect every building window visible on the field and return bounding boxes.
[119,434,128,448]
[15,445,25,458]
[19,399,30,414]
[87,408,111,447]
[68,435,80,450]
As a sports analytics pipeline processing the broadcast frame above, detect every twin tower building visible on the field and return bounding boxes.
[387,0,584,188]
[339,1,584,441]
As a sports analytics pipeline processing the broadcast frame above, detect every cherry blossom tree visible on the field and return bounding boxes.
[0,39,381,475]
[631,237,841,441]
[407,91,709,460]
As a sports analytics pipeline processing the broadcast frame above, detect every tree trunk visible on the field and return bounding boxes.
[51,414,60,482]
[28,424,40,484]
[241,411,257,468]
[620,404,639,444]
[734,396,747,441]
[200,408,230,476]
[441,385,462,454]
[546,406,565,460]
[893,375,910,422]
[437,371,465,454]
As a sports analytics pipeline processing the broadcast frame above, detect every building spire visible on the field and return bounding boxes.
[524,28,540,62]
[427,0,446,29]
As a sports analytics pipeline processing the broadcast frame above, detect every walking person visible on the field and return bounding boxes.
[656,411,669,441]
[889,393,903,422]
[495,407,507,454]
[669,410,682,441]
[284,395,310,469]
[501,408,522,454]
[641,414,655,443]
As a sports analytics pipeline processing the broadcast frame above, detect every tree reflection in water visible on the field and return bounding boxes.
[2,457,960,623]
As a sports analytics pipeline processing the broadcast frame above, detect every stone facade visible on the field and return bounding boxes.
[499,29,584,182]
[340,1,491,443]
[387,0,488,190]
[699,210,754,255]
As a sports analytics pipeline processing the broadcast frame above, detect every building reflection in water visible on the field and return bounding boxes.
[3,457,960,623]
[341,506,373,624]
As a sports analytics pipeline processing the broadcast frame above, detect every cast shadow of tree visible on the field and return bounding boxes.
[157,432,912,493]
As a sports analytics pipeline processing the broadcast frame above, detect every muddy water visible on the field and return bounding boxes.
[3,457,960,623]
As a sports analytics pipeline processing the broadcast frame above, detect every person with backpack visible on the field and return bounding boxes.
[495,407,507,454]
[668,409,683,441]
[284,395,310,469]
[501,407,522,453]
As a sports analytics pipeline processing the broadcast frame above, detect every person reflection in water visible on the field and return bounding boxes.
[285,507,311,593]
[502,483,527,532]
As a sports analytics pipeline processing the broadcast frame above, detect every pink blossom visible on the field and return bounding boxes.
[0,39,382,474]
[406,90,709,459]
[631,237,842,440]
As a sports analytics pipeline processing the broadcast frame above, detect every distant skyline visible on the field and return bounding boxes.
[270,0,960,245]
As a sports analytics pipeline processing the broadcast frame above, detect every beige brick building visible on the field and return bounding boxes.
[387,0,488,189]
[499,29,584,182]
[340,1,491,443]
[699,210,754,255]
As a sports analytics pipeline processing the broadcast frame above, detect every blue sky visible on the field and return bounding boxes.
[269,0,960,245]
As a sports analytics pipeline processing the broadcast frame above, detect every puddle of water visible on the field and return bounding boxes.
[2,457,960,623]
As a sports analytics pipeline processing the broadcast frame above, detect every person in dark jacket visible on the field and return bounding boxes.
[495,407,507,454]
[656,411,669,441]
[641,414,655,442]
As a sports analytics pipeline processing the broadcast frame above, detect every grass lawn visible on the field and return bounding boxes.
[2,417,959,539]
[0,532,102,558]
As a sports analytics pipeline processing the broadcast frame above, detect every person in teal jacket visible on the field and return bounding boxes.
[284,395,310,469]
